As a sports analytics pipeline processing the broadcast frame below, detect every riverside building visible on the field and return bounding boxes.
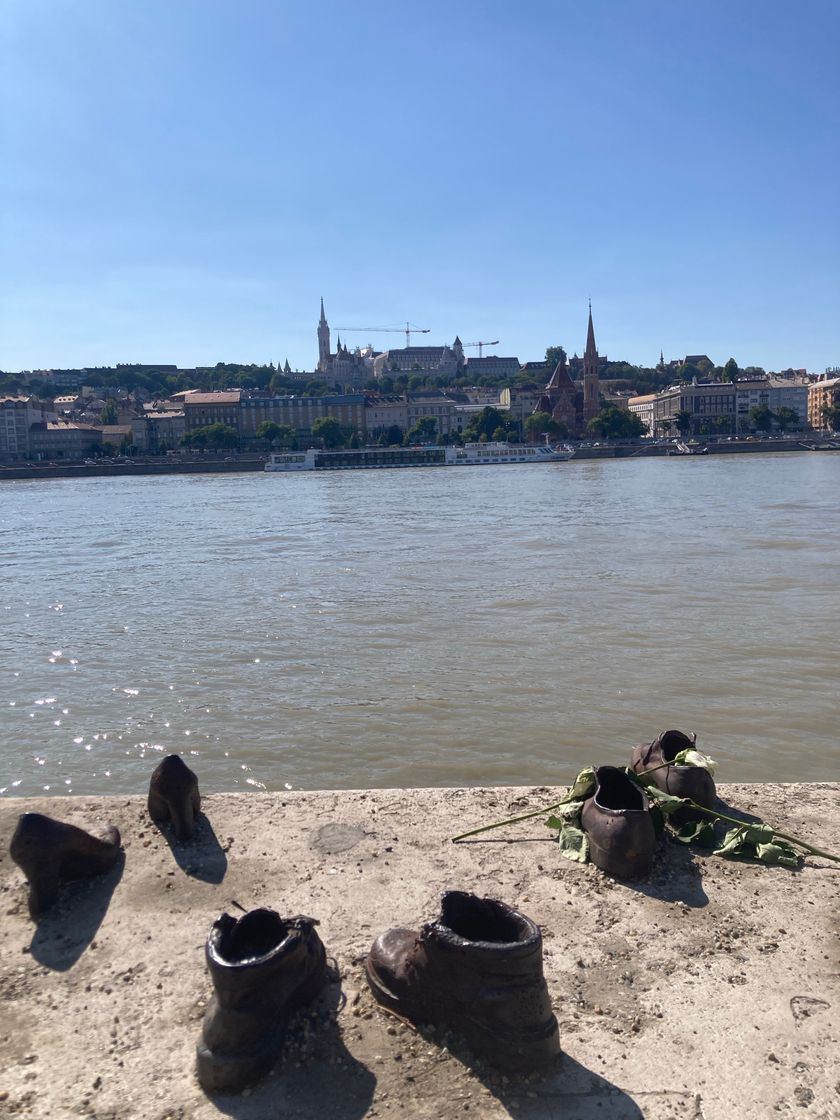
[808,375,840,431]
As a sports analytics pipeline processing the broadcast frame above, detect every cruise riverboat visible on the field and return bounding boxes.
[265,442,575,473]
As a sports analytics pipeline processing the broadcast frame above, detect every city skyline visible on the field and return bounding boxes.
[2,1,838,373]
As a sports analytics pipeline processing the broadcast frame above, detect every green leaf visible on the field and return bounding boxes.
[717,823,774,856]
[549,800,585,823]
[644,787,690,817]
[547,800,589,863]
[560,766,596,804]
[649,802,666,838]
[557,823,589,863]
[756,840,802,869]
[672,818,716,847]
[714,823,801,867]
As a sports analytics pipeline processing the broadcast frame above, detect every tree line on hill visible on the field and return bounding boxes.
[1,350,788,405]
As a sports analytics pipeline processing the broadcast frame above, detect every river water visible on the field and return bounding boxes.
[1,453,838,797]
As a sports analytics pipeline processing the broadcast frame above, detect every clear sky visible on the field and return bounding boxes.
[2,0,838,374]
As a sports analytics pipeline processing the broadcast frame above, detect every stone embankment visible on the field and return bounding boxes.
[2,439,838,480]
[0,458,266,481]
[1,783,837,1119]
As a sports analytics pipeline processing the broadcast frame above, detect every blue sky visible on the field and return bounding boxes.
[2,0,838,373]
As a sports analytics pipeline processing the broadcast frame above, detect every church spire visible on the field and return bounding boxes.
[585,300,597,359]
[582,301,600,425]
[317,297,331,373]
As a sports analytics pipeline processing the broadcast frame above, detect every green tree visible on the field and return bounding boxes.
[404,417,437,444]
[256,421,294,448]
[462,406,518,443]
[680,363,702,382]
[544,345,567,371]
[348,431,361,449]
[311,416,344,448]
[206,423,239,449]
[820,403,840,431]
[748,404,774,433]
[378,424,404,446]
[182,423,239,449]
[674,410,692,435]
[722,358,740,383]
[525,411,566,442]
[773,406,799,433]
[99,399,119,424]
[587,404,646,440]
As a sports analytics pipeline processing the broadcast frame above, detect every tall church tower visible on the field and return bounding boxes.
[583,302,600,424]
[317,297,331,374]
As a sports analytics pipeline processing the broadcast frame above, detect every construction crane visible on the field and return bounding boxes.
[336,322,431,347]
[464,340,499,358]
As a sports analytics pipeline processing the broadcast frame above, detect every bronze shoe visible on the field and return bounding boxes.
[9,812,121,919]
[580,765,656,879]
[365,890,560,1072]
[196,909,327,1094]
[148,754,201,841]
[630,730,716,822]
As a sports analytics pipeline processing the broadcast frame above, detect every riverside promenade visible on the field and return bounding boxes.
[1,783,837,1120]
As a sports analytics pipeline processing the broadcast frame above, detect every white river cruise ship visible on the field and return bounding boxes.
[265,442,575,472]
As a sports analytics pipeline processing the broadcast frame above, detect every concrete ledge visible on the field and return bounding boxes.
[1,784,837,1119]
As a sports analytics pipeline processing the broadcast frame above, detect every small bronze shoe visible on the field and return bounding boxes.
[9,812,122,919]
[630,730,716,822]
[580,766,656,879]
[148,754,201,841]
[365,890,560,1073]
[196,909,327,1094]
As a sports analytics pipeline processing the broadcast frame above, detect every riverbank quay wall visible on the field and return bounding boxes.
[1,783,837,1120]
[1,440,839,481]
[0,458,268,482]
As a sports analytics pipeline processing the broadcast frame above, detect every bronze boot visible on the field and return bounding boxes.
[9,812,121,919]
[580,766,656,879]
[365,890,560,1072]
[196,909,327,1094]
[630,730,716,822]
[148,754,201,841]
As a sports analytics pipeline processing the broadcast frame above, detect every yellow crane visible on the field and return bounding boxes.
[336,323,431,347]
[464,340,499,358]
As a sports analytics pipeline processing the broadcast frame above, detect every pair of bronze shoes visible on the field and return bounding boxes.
[581,730,717,880]
[198,890,560,1094]
[9,755,200,919]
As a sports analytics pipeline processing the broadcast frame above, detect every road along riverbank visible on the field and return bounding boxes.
[1,783,837,1119]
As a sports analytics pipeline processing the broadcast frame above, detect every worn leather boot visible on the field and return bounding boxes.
[196,908,327,1094]
[365,890,560,1072]
[9,812,121,919]
[148,754,201,841]
[630,730,716,823]
[580,765,656,879]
